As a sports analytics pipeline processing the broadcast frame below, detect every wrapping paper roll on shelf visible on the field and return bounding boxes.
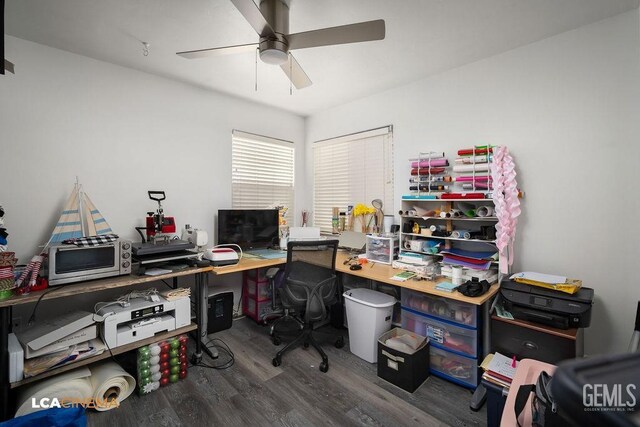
[476,206,495,217]
[410,158,449,168]
[15,361,135,417]
[452,163,490,173]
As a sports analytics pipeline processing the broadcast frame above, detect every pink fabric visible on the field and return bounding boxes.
[491,146,520,274]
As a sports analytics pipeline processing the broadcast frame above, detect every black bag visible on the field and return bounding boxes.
[514,371,564,427]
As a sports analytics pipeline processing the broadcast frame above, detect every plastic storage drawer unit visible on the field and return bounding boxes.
[245,277,271,301]
[243,295,277,323]
[401,308,478,358]
[365,235,399,265]
[401,288,477,327]
[429,346,478,389]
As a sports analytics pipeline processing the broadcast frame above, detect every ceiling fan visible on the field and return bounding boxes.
[176,0,385,89]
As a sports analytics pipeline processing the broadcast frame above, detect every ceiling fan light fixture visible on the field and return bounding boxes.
[260,48,288,65]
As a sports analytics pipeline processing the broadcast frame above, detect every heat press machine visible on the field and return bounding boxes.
[96,294,190,349]
[132,191,197,267]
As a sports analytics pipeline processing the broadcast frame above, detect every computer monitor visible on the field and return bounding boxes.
[217,209,280,250]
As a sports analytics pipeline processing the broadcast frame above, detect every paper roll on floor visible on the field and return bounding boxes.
[15,367,93,417]
[89,361,136,411]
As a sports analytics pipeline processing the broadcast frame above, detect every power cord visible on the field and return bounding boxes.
[190,337,235,370]
[27,285,67,326]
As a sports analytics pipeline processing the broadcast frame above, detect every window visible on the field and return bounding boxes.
[232,130,295,214]
[313,126,394,232]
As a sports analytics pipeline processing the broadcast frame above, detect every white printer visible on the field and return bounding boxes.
[96,295,190,349]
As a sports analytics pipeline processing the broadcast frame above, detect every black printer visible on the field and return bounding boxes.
[500,279,594,329]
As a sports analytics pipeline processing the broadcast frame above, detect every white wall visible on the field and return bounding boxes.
[305,10,640,355]
[0,36,305,320]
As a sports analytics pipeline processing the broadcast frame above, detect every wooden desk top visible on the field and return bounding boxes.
[210,256,285,275]
[0,267,213,308]
[210,252,498,306]
[334,252,498,305]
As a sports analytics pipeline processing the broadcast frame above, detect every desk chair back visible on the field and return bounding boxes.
[282,240,339,323]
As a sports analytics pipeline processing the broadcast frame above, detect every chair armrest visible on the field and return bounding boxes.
[266,268,280,280]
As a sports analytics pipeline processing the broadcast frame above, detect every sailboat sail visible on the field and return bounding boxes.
[83,193,113,236]
[49,185,84,244]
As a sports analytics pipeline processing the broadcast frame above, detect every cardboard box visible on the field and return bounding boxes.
[377,328,430,392]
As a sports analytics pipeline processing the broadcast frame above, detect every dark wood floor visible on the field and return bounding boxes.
[87,318,486,426]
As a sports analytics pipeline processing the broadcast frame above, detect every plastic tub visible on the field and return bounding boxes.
[401,309,478,357]
[429,346,478,389]
[401,288,477,327]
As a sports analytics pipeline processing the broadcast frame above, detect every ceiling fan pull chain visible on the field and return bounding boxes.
[289,53,292,95]
[255,47,258,91]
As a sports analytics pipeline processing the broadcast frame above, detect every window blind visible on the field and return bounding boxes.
[232,130,295,213]
[313,127,394,232]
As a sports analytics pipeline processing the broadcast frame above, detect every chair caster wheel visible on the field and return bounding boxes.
[319,362,329,373]
[272,357,281,367]
[334,337,345,349]
[303,341,309,349]
[272,336,281,346]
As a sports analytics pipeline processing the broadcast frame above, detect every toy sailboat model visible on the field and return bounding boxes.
[47,182,114,246]
[15,182,116,289]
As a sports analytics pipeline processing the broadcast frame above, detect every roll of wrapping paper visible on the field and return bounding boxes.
[452,163,490,173]
[410,167,445,175]
[429,225,446,232]
[439,211,450,218]
[458,147,493,156]
[410,158,449,168]
[455,175,492,182]
[462,182,490,190]
[441,193,486,200]
[16,367,94,417]
[451,230,471,239]
[409,176,451,183]
[409,185,446,192]
[455,154,492,164]
[476,206,495,217]
[450,209,462,218]
[89,361,136,411]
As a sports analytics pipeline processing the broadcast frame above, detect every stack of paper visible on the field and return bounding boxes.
[510,272,582,294]
[480,352,518,389]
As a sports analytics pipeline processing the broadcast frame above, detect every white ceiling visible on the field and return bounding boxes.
[5,0,639,116]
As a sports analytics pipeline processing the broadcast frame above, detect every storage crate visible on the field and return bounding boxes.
[377,328,430,392]
[401,288,477,327]
[401,308,478,357]
[429,346,478,389]
[243,295,278,323]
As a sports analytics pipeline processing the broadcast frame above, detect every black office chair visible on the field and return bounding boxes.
[267,239,343,372]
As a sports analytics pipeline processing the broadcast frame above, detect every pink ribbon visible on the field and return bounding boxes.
[490,147,521,274]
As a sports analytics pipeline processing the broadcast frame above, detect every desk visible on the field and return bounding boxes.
[0,267,212,421]
[210,252,498,359]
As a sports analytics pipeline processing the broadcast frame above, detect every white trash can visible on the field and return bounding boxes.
[343,288,396,363]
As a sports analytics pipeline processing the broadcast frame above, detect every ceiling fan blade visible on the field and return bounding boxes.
[280,54,312,89]
[177,43,258,59]
[231,0,275,37]
[287,19,385,50]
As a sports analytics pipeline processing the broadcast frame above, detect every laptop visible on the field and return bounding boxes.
[338,231,367,253]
